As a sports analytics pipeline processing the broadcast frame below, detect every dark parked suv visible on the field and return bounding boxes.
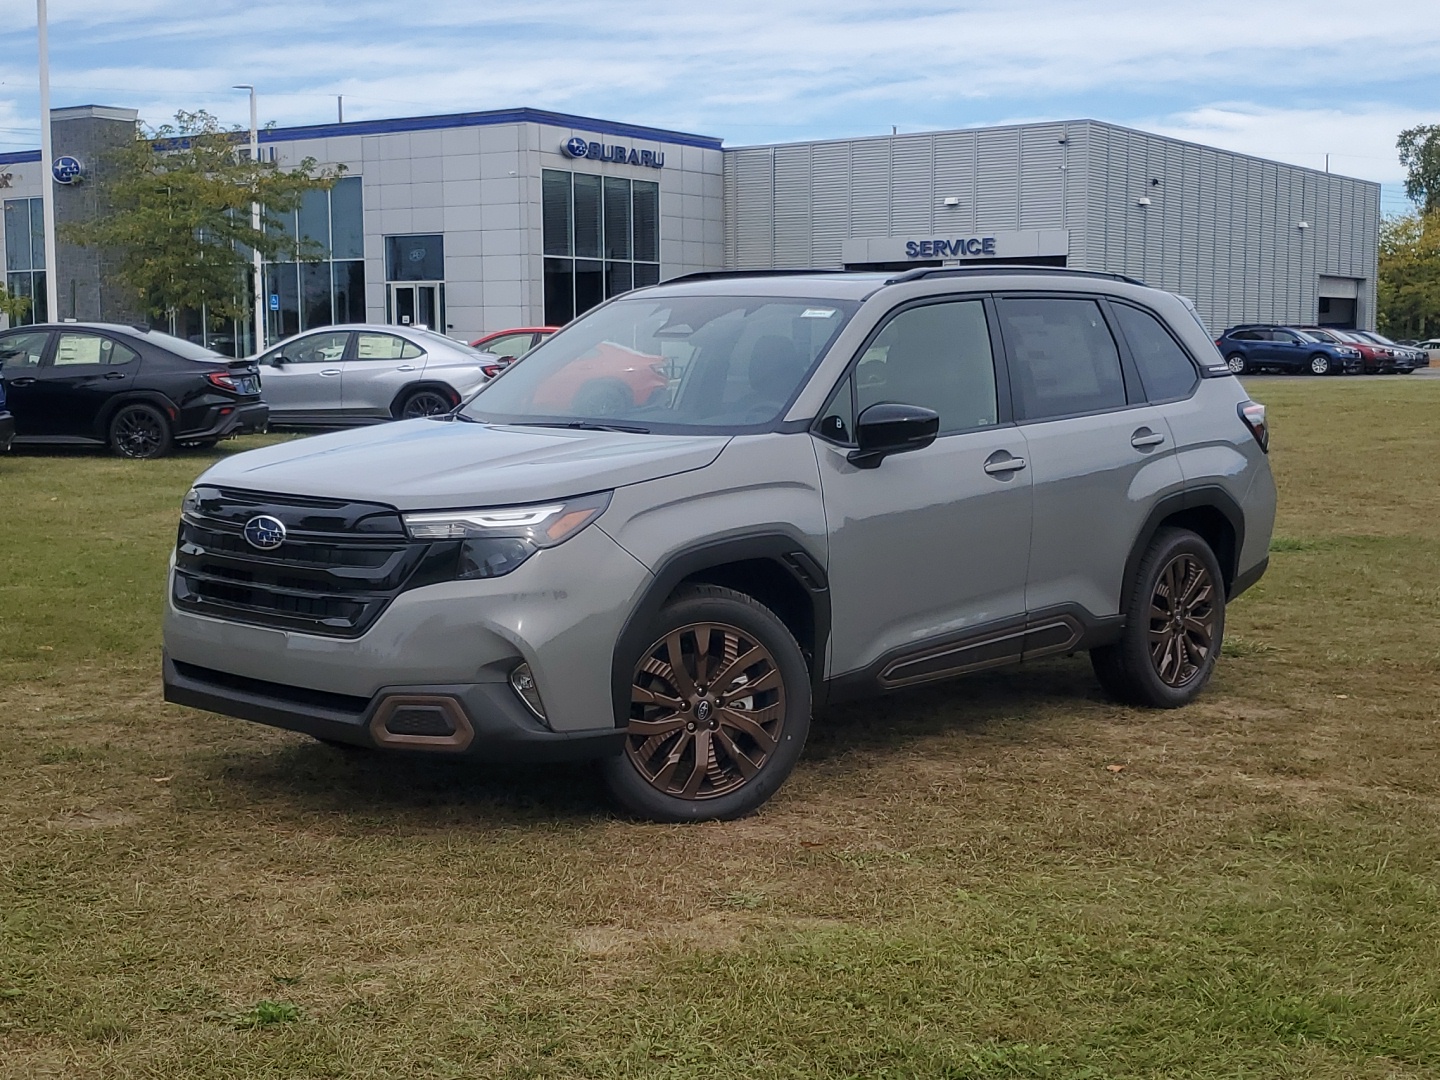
[164,267,1276,821]
[1215,325,1362,376]
[0,323,267,458]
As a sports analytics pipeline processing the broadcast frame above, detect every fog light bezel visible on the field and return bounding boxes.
[509,662,548,723]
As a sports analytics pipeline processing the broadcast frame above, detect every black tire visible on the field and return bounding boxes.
[599,584,811,822]
[1091,527,1226,708]
[1225,353,1248,376]
[398,387,456,419]
[109,403,172,459]
[1307,353,1331,376]
[572,379,633,417]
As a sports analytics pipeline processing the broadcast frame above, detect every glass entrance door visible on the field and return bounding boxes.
[387,282,445,332]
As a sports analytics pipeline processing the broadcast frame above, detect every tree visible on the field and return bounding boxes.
[1377,209,1440,339]
[61,110,343,322]
[0,283,31,326]
[1397,125,1440,214]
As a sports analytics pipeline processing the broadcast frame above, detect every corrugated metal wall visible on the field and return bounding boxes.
[723,119,1380,330]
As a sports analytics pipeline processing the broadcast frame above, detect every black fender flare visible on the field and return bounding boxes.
[609,528,831,726]
[96,391,181,443]
[1120,485,1246,615]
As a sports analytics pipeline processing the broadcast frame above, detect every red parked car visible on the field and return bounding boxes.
[1298,327,1416,374]
[468,327,557,378]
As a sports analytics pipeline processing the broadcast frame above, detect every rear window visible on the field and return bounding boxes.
[141,330,229,361]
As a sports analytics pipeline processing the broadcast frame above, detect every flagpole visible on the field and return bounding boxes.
[37,0,60,322]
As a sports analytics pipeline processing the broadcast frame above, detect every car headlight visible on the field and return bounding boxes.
[402,492,611,580]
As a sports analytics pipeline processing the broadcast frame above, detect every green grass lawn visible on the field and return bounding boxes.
[2,382,1439,1079]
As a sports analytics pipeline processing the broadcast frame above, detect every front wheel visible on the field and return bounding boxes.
[109,403,172,459]
[1225,353,1248,375]
[599,584,811,822]
[1308,354,1332,376]
[1091,527,1226,708]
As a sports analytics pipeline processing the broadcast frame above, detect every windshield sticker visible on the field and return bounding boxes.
[800,308,837,319]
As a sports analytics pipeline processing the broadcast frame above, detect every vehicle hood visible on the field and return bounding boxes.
[196,419,731,509]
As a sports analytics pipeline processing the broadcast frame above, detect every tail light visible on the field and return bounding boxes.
[206,371,236,391]
[480,362,508,379]
[1238,401,1268,453]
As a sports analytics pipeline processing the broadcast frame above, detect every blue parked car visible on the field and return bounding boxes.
[0,370,12,452]
[1214,325,1363,376]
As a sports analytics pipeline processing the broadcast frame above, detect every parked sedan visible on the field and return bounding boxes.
[468,327,558,378]
[1299,328,1415,374]
[1349,331,1424,371]
[0,323,267,458]
[254,325,492,427]
[1416,338,1440,365]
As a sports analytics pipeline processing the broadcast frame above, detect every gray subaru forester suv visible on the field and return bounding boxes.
[163,267,1275,822]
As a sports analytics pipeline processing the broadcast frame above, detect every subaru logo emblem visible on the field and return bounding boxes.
[563,137,589,158]
[243,514,287,551]
[694,700,713,722]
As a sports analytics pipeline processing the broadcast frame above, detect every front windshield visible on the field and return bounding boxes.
[462,294,858,433]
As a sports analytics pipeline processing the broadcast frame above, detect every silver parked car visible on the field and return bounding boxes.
[253,325,492,425]
[165,268,1275,822]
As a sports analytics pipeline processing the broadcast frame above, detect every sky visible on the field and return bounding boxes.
[1,0,1436,215]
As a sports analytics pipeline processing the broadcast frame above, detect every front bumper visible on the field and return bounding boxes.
[163,652,625,761]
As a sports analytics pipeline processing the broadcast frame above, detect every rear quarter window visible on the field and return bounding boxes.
[1111,304,1198,402]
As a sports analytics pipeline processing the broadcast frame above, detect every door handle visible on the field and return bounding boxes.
[8,377,36,386]
[1130,429,1165,449]
[397,365,418,372]
[983,455,1027,475]
[103,371,127,380]
[320,369,342,377]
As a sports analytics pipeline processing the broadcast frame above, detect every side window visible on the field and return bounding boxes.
[482,333,533,359]
[0,331,49,370]
[853,300,999,434]
[997,297,1127,422]
[54,333,138,367]
[280,331,350,364]
[355,333,422,361]
[1111,304,1198,402]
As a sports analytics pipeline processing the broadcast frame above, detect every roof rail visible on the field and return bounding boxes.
[663,268,859,284]
[886,265,1149,286]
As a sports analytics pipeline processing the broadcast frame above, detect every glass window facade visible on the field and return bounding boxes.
[3,197,47,325]
[542,170,659,326]
[264,175,366,342]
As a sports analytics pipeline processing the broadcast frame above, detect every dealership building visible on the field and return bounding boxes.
[1,104,1380,352]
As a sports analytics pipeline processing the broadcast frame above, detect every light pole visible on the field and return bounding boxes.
[36,0,60,323]
[234,84,264,353]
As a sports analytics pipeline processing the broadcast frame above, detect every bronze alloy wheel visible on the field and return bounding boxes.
[1147,552,1218,687]
[626,621,786,801]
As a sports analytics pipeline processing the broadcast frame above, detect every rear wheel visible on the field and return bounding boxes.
[1225,353,1248,375]
[1092,527,1225,708]
[599,584,811,822]
[398,387,456,419]
[109,403,172,459]
[1308,353,1332,375]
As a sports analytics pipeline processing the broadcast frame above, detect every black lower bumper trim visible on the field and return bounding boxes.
[162,653,624,763]
[1229,555,1268,599]
[180,403,269,441]
[0,413,12,452]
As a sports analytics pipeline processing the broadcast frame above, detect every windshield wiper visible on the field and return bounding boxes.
[523,420,652,434]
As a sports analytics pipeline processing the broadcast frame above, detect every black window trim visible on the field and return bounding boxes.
[1102,298,1202,405]
[809,291,1015,448]
[990,290,1143,426]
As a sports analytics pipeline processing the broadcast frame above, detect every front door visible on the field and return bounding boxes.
[0,329,53,436]
[387,282,445,332]
[33,331,140,438]
[258,330,352,417]
[816,297,1033,682]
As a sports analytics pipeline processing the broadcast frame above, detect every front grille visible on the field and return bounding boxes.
[172,486,459,637]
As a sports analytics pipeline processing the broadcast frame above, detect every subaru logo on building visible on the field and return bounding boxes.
[560,136,664,169]
[52,155,83,185]
[243,514,287,551]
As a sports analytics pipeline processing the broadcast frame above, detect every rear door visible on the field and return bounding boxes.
[32,331,141,438]
[995,294,1186,620]
[259,330,351,416]
[1266,329,1308,370]
[0,329,53,435]
[343,331,428,416]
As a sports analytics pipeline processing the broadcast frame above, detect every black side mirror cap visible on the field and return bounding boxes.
[847,402,940,469]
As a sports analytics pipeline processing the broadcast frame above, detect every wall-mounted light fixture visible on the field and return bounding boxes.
[1136,196,1152,207]
[1296,221,1310,230]
[942,196,960,207]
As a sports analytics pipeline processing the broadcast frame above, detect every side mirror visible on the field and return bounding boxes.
[847,402,940,469]
[270,354,287,366]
